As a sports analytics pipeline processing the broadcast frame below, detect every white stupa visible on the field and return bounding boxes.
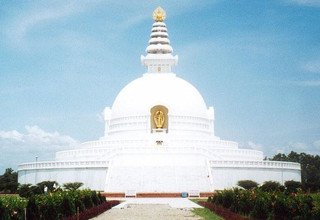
[18,7,301,194]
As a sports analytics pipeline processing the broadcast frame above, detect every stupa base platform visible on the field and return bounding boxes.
[102,192,213,198]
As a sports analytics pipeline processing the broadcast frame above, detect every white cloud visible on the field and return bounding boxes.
[0,126,78,172]
[246,141,264,151]
[3,0,218,49]
[276,149,285,154]
[304,59,320,73]
[289,142,308,150]
[0,130,23,141]
[241,140,320,158]
[314,140,320,149]
[277,141,320,156]
[292,80,320,87]
[5,0,102,47]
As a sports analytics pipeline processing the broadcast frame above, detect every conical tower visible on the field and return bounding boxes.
[141,7,178,73]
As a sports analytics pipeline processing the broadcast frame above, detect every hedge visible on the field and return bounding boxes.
[0,190,117,220]
[209,189,320,219]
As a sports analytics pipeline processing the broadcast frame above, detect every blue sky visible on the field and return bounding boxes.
[1,0,320,172]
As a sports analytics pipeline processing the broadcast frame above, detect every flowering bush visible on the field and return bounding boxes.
[0,195,27,220]
[0,189,117,220]
[209,189,319,219]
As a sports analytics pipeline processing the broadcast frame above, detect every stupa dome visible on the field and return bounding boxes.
[111,73,208,119]
[18,7,301,193]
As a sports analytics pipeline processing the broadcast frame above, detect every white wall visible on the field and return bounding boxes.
[18,168,108,191]
[211,167,301,190]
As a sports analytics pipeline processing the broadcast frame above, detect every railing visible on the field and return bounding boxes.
[18,160,109,171]
[56,145,262,161]
[210,160,301,170]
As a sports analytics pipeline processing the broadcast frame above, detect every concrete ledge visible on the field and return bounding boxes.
[102,192,213,198]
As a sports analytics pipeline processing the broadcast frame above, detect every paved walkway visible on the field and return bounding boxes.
[114,198,203,209]
[91,198,203,220]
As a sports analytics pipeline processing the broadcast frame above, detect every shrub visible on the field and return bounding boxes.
[0,189,115,219]
[82,193,94,209]
[91,191,100,206]
[237,180,258,190]
[237,190,255,215]
[209,188,320,219]
[0,199,4,219]
[98,192,106,203]
[18,184,34,198]
[26,196,40,220]
[250,191,272,219]
[273,192,292,219]
[37,180,58,193]
[312,193,320,218]
[285,180,302,193]
[63,182,84,191]
[38,195,61,220]
[0,195,27,220]
[61,195,76,217]
[260,181,282,192]
[221,189,234,209]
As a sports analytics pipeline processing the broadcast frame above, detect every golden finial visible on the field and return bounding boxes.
[153,7,166,22]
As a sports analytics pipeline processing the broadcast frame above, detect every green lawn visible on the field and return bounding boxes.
[192,208,223,220]
[190,199,223,220]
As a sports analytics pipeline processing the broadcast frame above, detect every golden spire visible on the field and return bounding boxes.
[153,7,166,22]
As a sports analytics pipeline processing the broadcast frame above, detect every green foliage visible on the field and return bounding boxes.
[231,188,255,215]
[270,151,320,192]
[18,181,59,198]
[1,188,107,219]
[91,191,100,206]
[0,195,27,220]
[285,180,302,193]
[210,188,319,219]
[260,181,281,192]
[312,193,320,218]
[63,182,83,191]
[250,191,272,219]
[61,194,75,217]
[0,168,18,193]
[237,180,258,190]
[83,193,94,209]
[98,192,106,203]
[26,196,40,220]
[37,180,58,193]
[18,184,34,198]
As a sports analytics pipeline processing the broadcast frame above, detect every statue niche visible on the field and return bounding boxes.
[150,105,168,132]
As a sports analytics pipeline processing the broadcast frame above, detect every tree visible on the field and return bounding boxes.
[18,184,34,198]
[270,151,320,192]
[237,180,258,190]
[0,168,18,193]
[63,182,83,191]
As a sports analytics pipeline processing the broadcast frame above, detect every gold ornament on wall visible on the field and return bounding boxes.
[154,110,165,128]
[150,105,168,132]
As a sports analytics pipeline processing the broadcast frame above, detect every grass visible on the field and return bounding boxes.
[190,198,223,220]
[192,207,223,220]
